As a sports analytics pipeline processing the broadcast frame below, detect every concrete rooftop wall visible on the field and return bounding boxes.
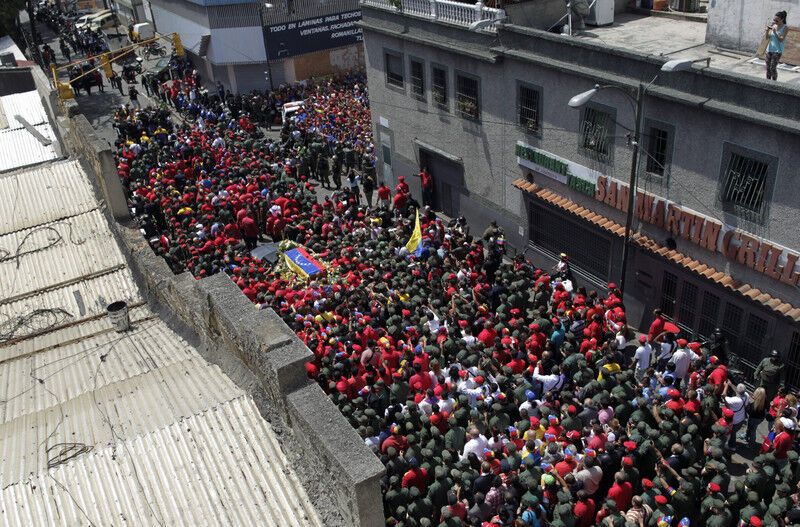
[706,0,795,52]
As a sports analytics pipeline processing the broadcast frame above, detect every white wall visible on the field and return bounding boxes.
[207,26,266,64]
[706,0,796,52]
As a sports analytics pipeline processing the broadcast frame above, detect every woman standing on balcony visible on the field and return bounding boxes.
[765,11,788,80]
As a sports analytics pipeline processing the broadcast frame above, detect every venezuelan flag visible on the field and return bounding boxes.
[405,209,424,257]
[284,246,326,278]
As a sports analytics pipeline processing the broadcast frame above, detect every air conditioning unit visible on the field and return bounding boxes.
[586,0,614,26]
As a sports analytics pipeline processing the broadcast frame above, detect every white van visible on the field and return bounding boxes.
[89,12,118,31]
[131,22,154,42]
[281,100,305,122]
[75,9,110,29]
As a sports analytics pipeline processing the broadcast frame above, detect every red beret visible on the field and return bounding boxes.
[530,417,540,427]
[567,430,581,440]
[688,342,702,351]
[722,408,734,419]
[639,335,647,343]
[642,478,654,489]
[677,338,688,347]
[568,405,577,414]
[623,441,637,451]
[655,495,668,505]
[750,517,763,527]
[474,375,485,385]
[668,388,681,398]
[708,482,721,493]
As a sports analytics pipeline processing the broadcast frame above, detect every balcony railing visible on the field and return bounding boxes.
[361,0,506,31]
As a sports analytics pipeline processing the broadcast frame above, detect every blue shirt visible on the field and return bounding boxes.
[768,25,787,54]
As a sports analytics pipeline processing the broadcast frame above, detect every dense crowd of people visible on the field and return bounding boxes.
[112,67,800,527]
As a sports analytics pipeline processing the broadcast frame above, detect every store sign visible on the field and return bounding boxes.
[595,176,800,285]
[265,10,362,60]
[516,142,600,194]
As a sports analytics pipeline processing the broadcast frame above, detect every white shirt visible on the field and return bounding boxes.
[634,344,653,372]
[669,348,691,379]
[725,393,749,425]
[532,365,565,394]
[575,466,603,495]
[461,435,490,461]
[659,342,673,361]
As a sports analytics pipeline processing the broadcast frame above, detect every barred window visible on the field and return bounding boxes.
[645,126,670,177]
[432,66,447,110]
[677,281,698,329]
[410,59,424,100]
[385,52,403,88]
[720,152,769,221]
[518,84,540,134]
[741,314,769,363]
[455,73,480,120]
[696,291,720,339]
[660,271,677,318]
[580,107,611,161]
[721,303,743,344]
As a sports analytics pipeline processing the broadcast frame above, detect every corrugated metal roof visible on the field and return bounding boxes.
[513,178,800,321]
[0,160,99,236]
[0,396,322,527]
[0,149,323,526]
[0,210,128,302]
[0,90,48,130]
[0,356,242,486]
[0,269,142,340]
[0,123,58,172]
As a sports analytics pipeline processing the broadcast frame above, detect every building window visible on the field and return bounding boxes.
[741,313,769,364]
[385,51,404,89]
[528,203,611,281]
[717,143,777,224]
[644,122,673,182]
[579,106,613,162]
[518,83,541,134]
[455,72,480,121]
[660,271,677,318]
[409,58,424,100]
[721,302,743,349]
[696,291,720,339]
[677,281,698,330]
[786,332,800,390]
[432,65,448,110]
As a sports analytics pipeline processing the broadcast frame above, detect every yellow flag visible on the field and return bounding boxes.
[405,209,422,256]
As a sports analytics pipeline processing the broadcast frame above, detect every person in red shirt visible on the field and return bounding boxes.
[401,458,428,493]
[419,167,434,207]
[573,490,596,527]
[772,417,795,459]
[648,309,666,341]
[377,183,391,209]
[607,472,633,511]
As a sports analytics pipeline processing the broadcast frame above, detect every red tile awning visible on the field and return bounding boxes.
[513,178,800,322]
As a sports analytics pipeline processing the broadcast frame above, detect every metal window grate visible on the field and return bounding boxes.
[785,332,800,390]
[432,67,447,109]
[431,67,447,110]
[519,85,540,133]
[740,314,769,363]
[645,127,669,177]
[386,53,404,88]
[410,60,424,100]
[677,281,698,331]
[697,291,720,339]
[528,205,611,280]
[721,302,743,346]
[660,271,678,318]
[580,107,611,161]
[455,74,479,120]
[721,152,769,221]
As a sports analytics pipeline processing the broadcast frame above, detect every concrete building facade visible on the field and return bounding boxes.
[706,0,795,53]
[360,1,800,383]
[147,0,364,93]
